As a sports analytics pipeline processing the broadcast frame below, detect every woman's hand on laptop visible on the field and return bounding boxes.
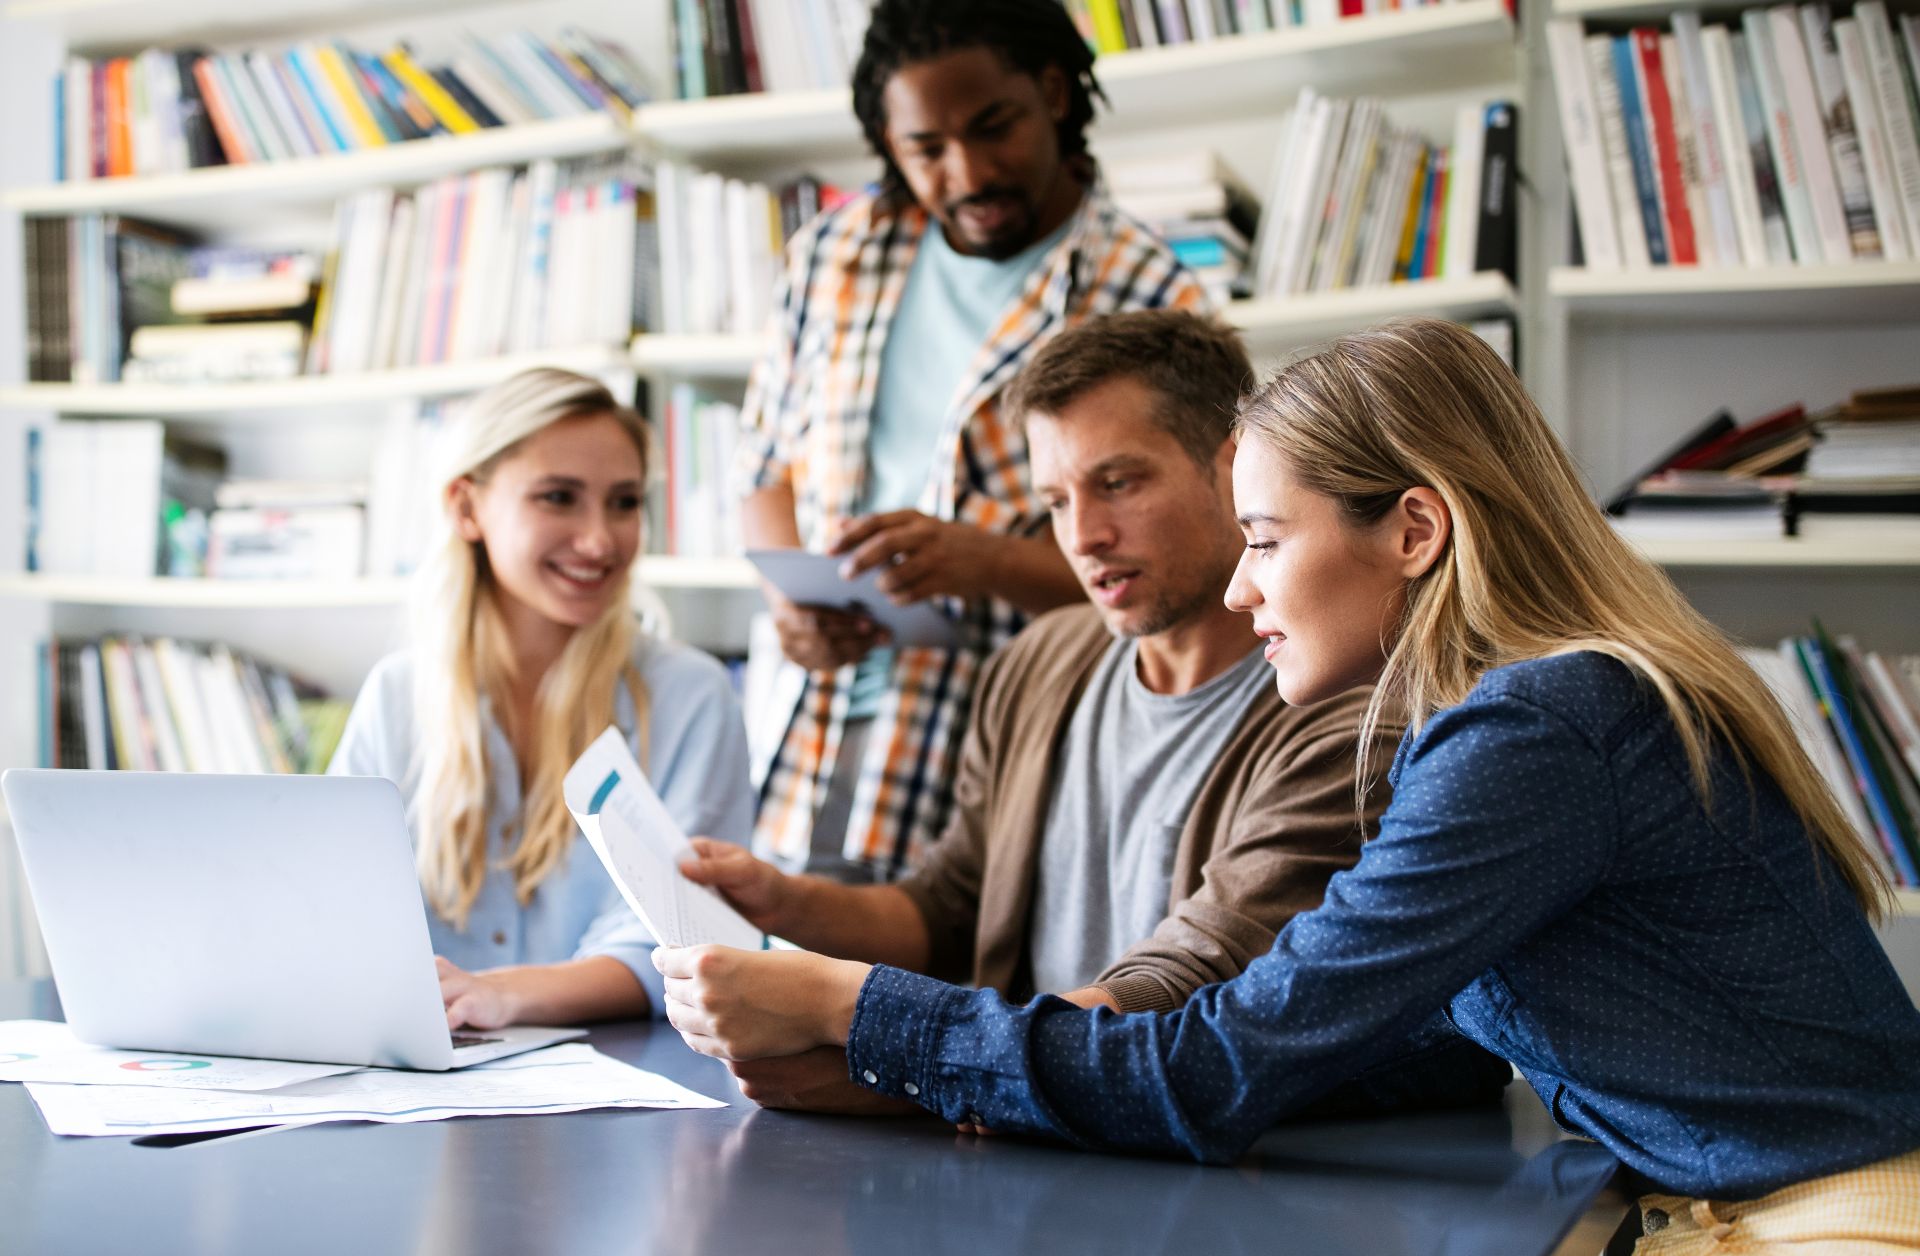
[437,956,518,1031]
[654,945,867,1061]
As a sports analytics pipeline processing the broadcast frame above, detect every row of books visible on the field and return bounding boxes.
[52,29,648,181]
[1608,384,1920,541]
[310,158,642,376]
[1747,628,1920,887]
[1105,151,1260,304]
[21,215,188,385]
[1247,92,1517,299]
[652,385,745,560]
[37,636,347,777]
[652,167,845,338]
[1546,4,1920,273]
[23,401,453,582]
[671,0,868,98]
[1068,0,1466,53]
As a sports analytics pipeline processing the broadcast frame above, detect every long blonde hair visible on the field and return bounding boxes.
[1236,318,1889,920]
[410,368,651,929]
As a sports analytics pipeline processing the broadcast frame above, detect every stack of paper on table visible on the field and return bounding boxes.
[1,1022,725,1138]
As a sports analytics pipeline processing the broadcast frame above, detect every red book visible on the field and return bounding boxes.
[732,0,764,93]
[192,57,253,164]
[1633,29,1697,266]
[89,61,109,177]
[1668,404,1808,472]
[1340,0,1364,14]
[1423,156,1449,279]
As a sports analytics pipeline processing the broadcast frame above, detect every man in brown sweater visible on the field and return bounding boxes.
[679,311,1494,1113]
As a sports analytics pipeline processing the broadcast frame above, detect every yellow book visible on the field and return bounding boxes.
[313,45,388,148]
[1087,0,1129,53]
[1392,149,1429,283]
[381,47,481,134]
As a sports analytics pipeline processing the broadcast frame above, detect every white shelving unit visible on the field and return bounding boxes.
[1,114,633,229]
[0,0,475,52]
[1629,538,1920,568]
[1550,262,1920,325]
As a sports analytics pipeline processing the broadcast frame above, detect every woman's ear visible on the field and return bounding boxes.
[1392,487,1451,580]
[447,478,484,544]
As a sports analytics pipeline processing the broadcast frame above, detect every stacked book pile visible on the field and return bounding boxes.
[52,29,648,180]
[308,157,640,375]
[1108,152,1258,305]
[37,637,347,776]
[1545,4,1920,272]
[1248,91,1517,298]
[1067,0,1469,53]
[1608,384,1920,540]
[124,248,319,383]
[23,216,192,384]
[205,481,368,582]
[1746,627,1920,887]
[654,384,744,561]
[670,0,868,97]
[650,166,844,337]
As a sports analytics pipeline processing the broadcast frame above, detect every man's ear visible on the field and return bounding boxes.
[1392,487,1451,580]
[1038,65,1069,122]
[447,478,484,544]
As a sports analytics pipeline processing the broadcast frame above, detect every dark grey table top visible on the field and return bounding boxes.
[1,981,1626,1256]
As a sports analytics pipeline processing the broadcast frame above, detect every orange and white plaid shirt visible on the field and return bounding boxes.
[736,175,1210,876]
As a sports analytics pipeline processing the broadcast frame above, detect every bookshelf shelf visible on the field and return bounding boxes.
[2,0,475,53]
[1629,538,1920,568]
[1899,889,1920,919]
[1228,273,1516,353]
[632,1,1518,162]
[1548,0,1749,19]
[0,343,634,415]
[1549,262,1920,325]
[630,334,764,379]
[0,558,759,607]
[0,114,632,229]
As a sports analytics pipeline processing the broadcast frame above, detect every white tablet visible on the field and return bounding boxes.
[746,548,961,649]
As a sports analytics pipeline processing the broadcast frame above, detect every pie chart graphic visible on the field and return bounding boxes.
[120,1059,213,1071]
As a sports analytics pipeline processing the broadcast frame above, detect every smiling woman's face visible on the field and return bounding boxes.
[1223,436,1412,706]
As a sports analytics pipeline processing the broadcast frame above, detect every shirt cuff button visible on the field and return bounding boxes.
[903,1082,919,1096]
[861,1069,878,1085]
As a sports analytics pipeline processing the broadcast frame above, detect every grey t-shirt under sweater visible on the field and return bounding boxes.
[1028,636,1272,996]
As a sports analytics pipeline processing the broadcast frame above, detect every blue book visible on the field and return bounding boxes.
[339,46,404,144]
[53,71,66,181]
[1610,35,1669,266]
[24,426,40,572]
[1797,635,1920,885]
[675,0,706,99]
[37,641,51,769]
[519,32,602,109]
[360,52,437,140]
[284,48,351,153]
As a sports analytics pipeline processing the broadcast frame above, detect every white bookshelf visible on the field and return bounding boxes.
[630,333,764,379]
[1,114,633,229]
[0,343,636,415]
[0,557,758,606]
[1630,538,1920,568]
[1,0,474,53]
[1550,262,1920,325]
[634,1,1517,161]
[1229,273,1516,353]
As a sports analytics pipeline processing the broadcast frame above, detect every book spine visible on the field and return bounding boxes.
[1702,25,1770,266]
[1856,1,1920,249]
[1800,5,1883,259]
[383,48,481,133]
[1662,33,1720,267]
[1743,11,1821,263]
[313,44,389,147]
[1731,32,1797,264]
[1474,100,1518,281]
[1549,20,1623,272]
[1768,5,1857,263]
[104,58,131,177]
[1614,35,1672,264]
[281,48,351,154]
[346,50,412,143]
[1836,17,1911,261]
[1672,14,1742,267]
[1636,29,1699,265]
[1799,636,1920,885]
[430,67,504,129]
[360,52,437,140]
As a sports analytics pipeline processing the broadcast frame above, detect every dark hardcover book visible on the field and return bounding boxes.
[38,641,53,770]
[25,427,42,571]
[696,0,736,97]
[1611,35,1670,265]
[729,0,765,94]
[1602,408,1736,514]
[1669,403,1807,472]
[108,216,197,381]
[24,218,44,382]
[173,50,226,167]
[56,641,87,769]
[1117,0,1142,48]
[44,218,72,382]
[1473,100,1518,282]
[430,67,503,129]
[348,50,421,142]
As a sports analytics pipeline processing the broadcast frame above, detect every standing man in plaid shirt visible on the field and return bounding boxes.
[737,0,1210,881]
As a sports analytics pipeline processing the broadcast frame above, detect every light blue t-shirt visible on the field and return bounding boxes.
[849,217,1073,717]
[328,634,755,1019]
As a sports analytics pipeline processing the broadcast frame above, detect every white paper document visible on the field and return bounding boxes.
[746,548,960,648]
[25,1043,725,1137]
[0,1020,359,1091]
[563,728,763,951]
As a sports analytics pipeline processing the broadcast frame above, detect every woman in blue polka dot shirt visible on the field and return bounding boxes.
[658,318,1920,1253]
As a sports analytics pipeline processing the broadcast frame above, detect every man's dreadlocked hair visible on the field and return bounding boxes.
[853,0,1108,203]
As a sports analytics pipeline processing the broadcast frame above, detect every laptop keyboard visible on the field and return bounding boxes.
[450,1034,505,1049]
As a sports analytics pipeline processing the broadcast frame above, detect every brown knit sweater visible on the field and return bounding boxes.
[895,604,1401,1014]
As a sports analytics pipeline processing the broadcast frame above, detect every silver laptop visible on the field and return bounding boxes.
[1,769,585,1071]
